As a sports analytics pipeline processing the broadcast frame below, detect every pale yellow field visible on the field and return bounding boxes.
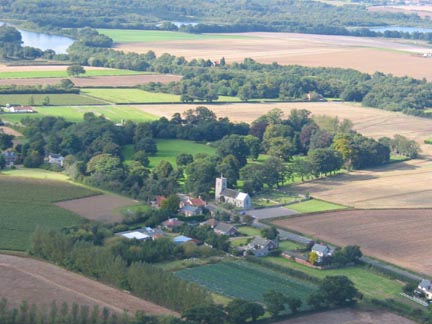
[116,32,432,80]
[0,65,107,72]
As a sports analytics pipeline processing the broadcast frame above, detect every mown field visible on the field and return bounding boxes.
[82,88,241,104]
[175,261,316,307]
[1,105,158,123]
[286,199,347,213]
[0,176,97,251]
[97,29,251,43]
[123,139,217,168]
[0,94,105,106]
[0,69,142,79]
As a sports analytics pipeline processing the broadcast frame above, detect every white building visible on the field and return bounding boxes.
[215,176,252,210]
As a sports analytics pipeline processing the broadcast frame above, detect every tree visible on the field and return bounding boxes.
[43,96,50,106]
[217,135,249,167]
[132,150,150,167]
[309,276,361,308]
[160,194,180,214]
[244,135,261,160]
[67,64,86,77]
[60,79,75,89]
[261,226,278,240]
[182,304,226,324]
[0,133,14,150]
[225,299,264,324]
[308,251,318,265]
[176,153,194,167]
[0,155,5,169]
[263,290,287,317]
[286,297,302,314]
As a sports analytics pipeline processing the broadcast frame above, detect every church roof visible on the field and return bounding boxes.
[221,188,239,199]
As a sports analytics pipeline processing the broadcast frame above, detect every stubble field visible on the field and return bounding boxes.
[0,254,176,315]
[114,32,432,80]
[273,209,432,276]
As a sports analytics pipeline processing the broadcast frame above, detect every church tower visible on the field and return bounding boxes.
[215,175,227,200]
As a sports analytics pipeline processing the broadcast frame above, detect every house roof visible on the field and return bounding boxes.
[236,192,249,201]
[419,279,432,290]
[214,222,237,234]
[162,218,184,227]
[49,153,63,159]
[119,231,150,240]
[249,237,273,248]
[2,151,15,157]
[13,106,33,111]
[221,188,239,199]
[190,197,206,206]
[180,205,200,213]
[173,235,193,244]
[312,243,329,254]
[141,227,165,237]
[201,218,218,227]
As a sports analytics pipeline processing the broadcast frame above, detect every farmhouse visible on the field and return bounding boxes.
[6,105,35,113]
[179,194,207,208]
[215,176,252,210]
[417,279,432,300]
[311,243,332,263]
[48,153,65,167]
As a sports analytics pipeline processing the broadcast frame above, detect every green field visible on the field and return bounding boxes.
[82,88,181,103]
[0,69,143,79]
[286,199,347,213]
[0,176,97,251]
[98,29,251,43]
[175,261,316,307]
[0,94,105,106]
[82,88,241,104]
[123,139,217,168]
[237,226,262,237]
[1,106,158,123]
[1,168,71,181]
[265,257,404,301]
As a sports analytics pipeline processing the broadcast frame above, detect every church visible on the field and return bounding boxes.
[215,176,252,210]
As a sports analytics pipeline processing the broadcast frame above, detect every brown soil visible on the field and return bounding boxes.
[56,194,138,223]
[0,254,177,315]
[0,126,23,136]
[133,101,432,157]
[274,209,432,276]
[275,308,415,324]
[0,74,181,87]
[116,32,432,80]
[290,159,432,209]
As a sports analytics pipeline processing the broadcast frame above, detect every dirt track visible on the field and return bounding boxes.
[0,254,177,315]
[116,32,432,80]
[274,209,432,276]
[56,194,137,223]
[275,308,415,324]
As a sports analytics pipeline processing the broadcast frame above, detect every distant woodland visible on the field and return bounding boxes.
[0,0,428,35]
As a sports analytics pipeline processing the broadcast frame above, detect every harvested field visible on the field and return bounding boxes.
[0,254,176,315]
[273,209,432,275]
[0,65,107,72]
[369,5,432,19]
[0,126,23,136]
[275,308,415,324]
[0,74,182,87]
[56,194,138,223]
[290,159,432,209]
[134,102,432,157]
[116,32,432,80]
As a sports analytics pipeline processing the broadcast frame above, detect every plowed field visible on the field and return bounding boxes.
[274,209,432,275]
[0,254,176,315]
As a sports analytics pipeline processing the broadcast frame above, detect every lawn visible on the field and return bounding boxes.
[0,176,97,251]
[0,94,105,106]
[175,261,316,307]
[237,226,262,237]
[82,88,181,103]
[0,69,142,79]
[286,199,347,213]
[1,168,71,181]
[1,106,158,123]
[278,240,305,251]
[123,139,217,168]
[265,257,404,301]
[97,29,251,43]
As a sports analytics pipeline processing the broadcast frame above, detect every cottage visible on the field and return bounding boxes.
[215,176,252,210]
[201,219,238,236]
[179,205,202,217]
[311,243,332,263]
[246,237,279,256]
[179,194,207,208]
[48,153,65,167]
[417,279,432,300]
[162,218,184,231]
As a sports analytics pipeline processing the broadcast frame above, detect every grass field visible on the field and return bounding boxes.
[123,139,217,168]
[265,257,404,301]
[286,199,347,213]
[175,261,316,307]
[0,176,97,251]
[98,29,251,43]
[82,88,241,104]
[0,94,105,106]
[1,168,71,181]
[237,226,262,237]
[1,106,158,123]
[0,69,142,79]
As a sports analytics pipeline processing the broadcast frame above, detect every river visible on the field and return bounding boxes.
[0,22,74,54]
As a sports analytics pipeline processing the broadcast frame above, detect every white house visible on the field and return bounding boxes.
[48,153,65,167]
[417,279,432,300]
[215,176,252,210]
[7,106,35,113]
[311,243,332,263]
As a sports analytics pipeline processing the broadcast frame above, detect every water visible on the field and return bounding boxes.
[0,22,74,54]
[370,26,432,33]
